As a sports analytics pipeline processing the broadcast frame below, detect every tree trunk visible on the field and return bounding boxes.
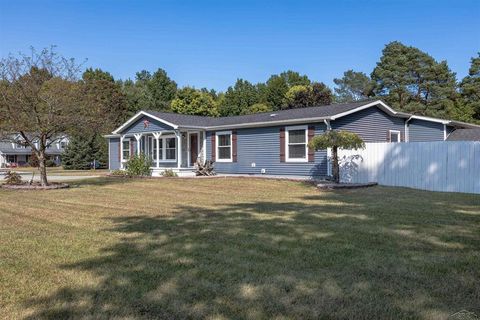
[332,146,340,183]
[38,152,48,186]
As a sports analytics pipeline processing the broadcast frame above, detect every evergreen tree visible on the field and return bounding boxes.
[333,70,375,102]
[63,134,107,170]
[459,53,480,121]
[371,41,457,118]
[219,79,260,116]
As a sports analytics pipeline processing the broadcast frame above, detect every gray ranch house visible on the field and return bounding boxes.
[0,134,68,168]
[105,100,479,178]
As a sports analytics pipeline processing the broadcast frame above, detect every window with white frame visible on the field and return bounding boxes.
[164,137,176,161]
[216,131,232,162]
[286,126,308,162]
[389,130,401,143]
[122,139,130,161]
[15,141,26,149]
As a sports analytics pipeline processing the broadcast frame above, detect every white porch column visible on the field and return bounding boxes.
[202,130,207,164]
[134,133,142,155]
[152,132,162,168]
[176,131,182,169]
[120,135,125,169]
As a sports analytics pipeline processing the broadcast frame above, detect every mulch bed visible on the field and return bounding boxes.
[1,183,69,190]
[317,182,378,190]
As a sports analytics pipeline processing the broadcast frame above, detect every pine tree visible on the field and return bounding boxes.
[62,134,107,170]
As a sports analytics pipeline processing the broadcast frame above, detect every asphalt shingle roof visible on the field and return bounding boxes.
[446,129,480,141]
[146,100,377,128]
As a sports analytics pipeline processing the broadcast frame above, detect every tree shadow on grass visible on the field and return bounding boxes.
[25,190,480,319]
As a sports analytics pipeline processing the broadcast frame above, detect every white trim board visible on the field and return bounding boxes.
[112,111,179,134]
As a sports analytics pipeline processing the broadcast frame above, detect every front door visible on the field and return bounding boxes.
[189,133,198,166]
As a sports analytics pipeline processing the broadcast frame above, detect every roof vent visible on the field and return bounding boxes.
[270,113,277,117]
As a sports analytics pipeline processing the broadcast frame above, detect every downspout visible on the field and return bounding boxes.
[405,116,413,142]
[323,119,332,131]
[323,119,332,177]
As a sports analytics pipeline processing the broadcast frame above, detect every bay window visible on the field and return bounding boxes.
[286,126,308,162]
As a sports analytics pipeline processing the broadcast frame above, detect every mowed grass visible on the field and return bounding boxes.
[0,178,479,319]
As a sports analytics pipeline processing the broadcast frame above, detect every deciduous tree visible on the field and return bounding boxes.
[0,47,85,186]
[309,130,365,183]
[171,87,219,116]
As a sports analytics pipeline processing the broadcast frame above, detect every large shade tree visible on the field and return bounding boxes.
[0,47,115,186]
[309,130,365,183]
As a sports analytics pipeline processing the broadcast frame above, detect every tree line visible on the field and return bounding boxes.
[1,42,479,179]
[108,41,479,124]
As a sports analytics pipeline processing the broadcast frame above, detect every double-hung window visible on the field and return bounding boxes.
[122,139,130,161]
[216,131,232,162]
[286,126,308,162]
[165,137,176,161]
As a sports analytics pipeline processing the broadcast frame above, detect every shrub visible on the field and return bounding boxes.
[110,169,128,176]
[4,171,23,185]
[45,159,57,167]
[126,154,152,176]
[162,169,178,177]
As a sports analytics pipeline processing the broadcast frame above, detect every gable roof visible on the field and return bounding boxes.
[446,129,480,141]
[145,100,396,129]
[110,99,480,135]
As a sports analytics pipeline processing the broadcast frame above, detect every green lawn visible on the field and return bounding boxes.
[0,178,479,319]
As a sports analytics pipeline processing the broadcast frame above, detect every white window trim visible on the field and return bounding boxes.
[285,125,308,163]
[389,130,401,143]
[216,130,233,162]
[122,138,131,162]
[159,135,177,163]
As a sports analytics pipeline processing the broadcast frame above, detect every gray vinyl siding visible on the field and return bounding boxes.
[206,123,328,177]
[408,119,445,142]
[121,116,175,135]
[109,138,121,170]
[331,106,405,142]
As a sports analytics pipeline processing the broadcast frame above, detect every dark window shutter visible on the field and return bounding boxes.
[308,126,315,162]
[130,140,134,158]
[386,131,391,142]
[211,133,216,161]
[280,127,285,162]
[400,131,405,142]
[118,141,121,162]
[232,130,237,162]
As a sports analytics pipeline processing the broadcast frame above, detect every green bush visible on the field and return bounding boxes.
[110,169,128,176]
[4,171,23,185]
[161,169,178,177]
[45,159,57,167]
[126,154,152,177]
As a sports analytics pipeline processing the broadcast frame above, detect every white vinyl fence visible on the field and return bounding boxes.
[337,141,480,194]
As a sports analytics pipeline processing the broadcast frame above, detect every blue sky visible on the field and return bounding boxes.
[1,0,479,91]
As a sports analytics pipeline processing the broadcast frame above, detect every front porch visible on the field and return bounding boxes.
[119,129,206,176]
